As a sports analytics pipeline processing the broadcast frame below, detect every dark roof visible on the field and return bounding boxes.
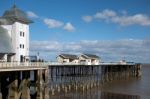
[0,26,15,54]
[59,54,78,59]
[82,54,99,59]
[1,5,33,24]
[0,18,14,25]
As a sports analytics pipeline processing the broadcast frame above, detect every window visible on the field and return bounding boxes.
[20,44,25,49]
[20,44,22,48]
[20,31,22,36]
[23,32,25,37]
[20,31,25,37]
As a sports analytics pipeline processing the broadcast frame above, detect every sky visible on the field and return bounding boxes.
[0,0,150,63]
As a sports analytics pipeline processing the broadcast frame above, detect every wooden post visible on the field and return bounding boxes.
[101,65,104,84]
[52,89,55,95]
[105,66,108,82]
[65,86,68,93]
[136,64,142,77]
[57,85,61,93]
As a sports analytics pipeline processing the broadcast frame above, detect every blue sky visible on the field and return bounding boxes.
[1,0,150,62]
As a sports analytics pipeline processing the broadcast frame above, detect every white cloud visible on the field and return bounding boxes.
[30,41,61,52]
[111,14,150,26]
[43,18,64,28]
[94,9,116,19]
[26,11,38,18]
[83,9,150,26]
[26,11,76,32]
[82,16,93,22]
[30,39,150,62]
[43,19,75,32]
[63,22,75,32]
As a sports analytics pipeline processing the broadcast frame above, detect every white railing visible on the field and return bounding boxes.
[0,62,49,68]
[99,62,135,65]
[49,62,80,66]
[0,62,135,68]
[0,62,93,68]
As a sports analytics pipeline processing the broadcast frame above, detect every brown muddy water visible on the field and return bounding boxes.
[47,64,150,99]
[101,64,150,99]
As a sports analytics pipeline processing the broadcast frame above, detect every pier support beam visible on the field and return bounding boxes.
[0,77,2,99]
[44,68,49,99]
[36,70,43,99]
[20,71,30,99]
[7,72,19,99]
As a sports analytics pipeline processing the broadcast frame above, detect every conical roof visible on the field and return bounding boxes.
[0,26,14,54]
[2,5,33,24]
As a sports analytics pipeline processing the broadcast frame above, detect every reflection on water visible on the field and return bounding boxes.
[49,89,140,99]
[101,92,140,99]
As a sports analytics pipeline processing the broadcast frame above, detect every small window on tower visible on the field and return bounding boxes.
[20,44,22,48]
[23,32,25,37]
[20,31,22,36]
[23,45,24,49]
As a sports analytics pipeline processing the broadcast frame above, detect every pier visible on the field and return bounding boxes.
[0,62,141,99]
[48,63,141,96]
[0,62,49,99]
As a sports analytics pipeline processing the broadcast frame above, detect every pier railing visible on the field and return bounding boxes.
[0,62,136,68]
[0,62,49,68]
[48,62,135,66]
[0,62,79,68]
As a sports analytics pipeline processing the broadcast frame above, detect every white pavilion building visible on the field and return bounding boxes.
[0,5,32,62]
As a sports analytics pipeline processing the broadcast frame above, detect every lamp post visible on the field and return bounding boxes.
[37,52,40,62]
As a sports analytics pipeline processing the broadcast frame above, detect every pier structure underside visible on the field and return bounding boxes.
[0,63,141,99]
[0,67,49,99]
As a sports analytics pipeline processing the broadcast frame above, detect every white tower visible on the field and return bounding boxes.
[0,5,33,62]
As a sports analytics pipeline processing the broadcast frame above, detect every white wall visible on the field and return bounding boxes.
[79,56,90,65]
[92,59,99,65]
[57,57,69,63]
[1,22,29,62]
[57,56,79,63]
[79,55,100,65]
[72,59,79,63]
